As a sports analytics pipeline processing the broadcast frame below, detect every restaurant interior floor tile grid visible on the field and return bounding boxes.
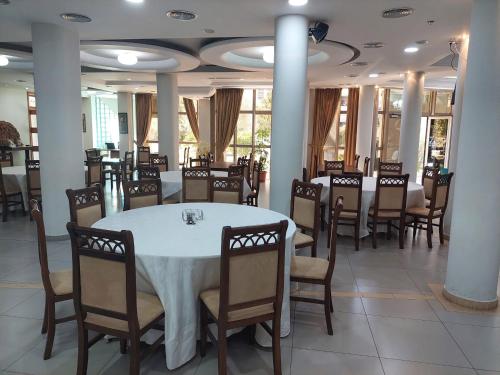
[0,185,499,374]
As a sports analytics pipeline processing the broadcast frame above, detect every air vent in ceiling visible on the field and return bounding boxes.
[382,7,414,18]
[363,42,384,49]
[166,10,197,21]
[60,13,92,22]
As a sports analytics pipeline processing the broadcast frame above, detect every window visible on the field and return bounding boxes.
[324,88,349,161]
[91,96,119,149]
[26,92,39,160]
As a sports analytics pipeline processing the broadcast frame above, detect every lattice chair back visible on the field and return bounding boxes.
[150,155,168,172]
[26,159,41,197]
[330,174,362,214]
[374,174,409,214]
[86,156,103,187]
[324,160,345,176]
[182,167,210,202]
[0,152,13,167]
[432,173,454,212]
[123,179,162,210]
[290,179,323,232]
[137,146,150,165]
[210,176,243,204]
[137,165,160,180]
[66,185,106,227]
[378,161,403,176]
[422,166,439,200]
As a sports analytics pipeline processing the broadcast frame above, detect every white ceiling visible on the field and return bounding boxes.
[0,0,471,92]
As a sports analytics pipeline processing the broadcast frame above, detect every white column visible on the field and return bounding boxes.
[356,85,376,163]
[269,15,309,215]
[117,92,133,158]
[32,23,84,237]
[444,0,500,307]
[443,35,470,236]
[156,73,179,169]
[399,71,424,182]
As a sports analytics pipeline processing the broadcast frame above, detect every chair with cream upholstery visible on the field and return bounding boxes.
[291,197,343,335]
[66,185,106,227]
[137,165,160,180]
[324,160,345,176]
[246,160,262,207]
[86,156,103,187]
[199,220,289,375]
[368,174,409,249]
[137,146,150,166]
[150,155,168,172]
[237,157,251,185]
[0,151,13,167]
[0,163,25,221]
[30,200,75,360]
[327,174,363,250]
[407,172,454,248]
[421,166,439,208]
[67,224,165,375]
[290,179,323,258]
[378,160,403,176]
[182,167,210,203]
[363,157,370,177]
[210,176,244,204]
[123,179,162,211]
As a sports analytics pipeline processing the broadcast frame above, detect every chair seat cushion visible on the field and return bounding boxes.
[294,231,314,247]
[85,292,164,332]
[291,255,329,281]
[49,269,73,296]
[200,288,274,322]
[406,206,442,217]
[368,208,402,218]
[339,211,358,220]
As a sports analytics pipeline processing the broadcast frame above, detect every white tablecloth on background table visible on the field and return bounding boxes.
[93,203,296,370]
[311,176,425,238]
[160,170,252,200]
[2,166,28,210]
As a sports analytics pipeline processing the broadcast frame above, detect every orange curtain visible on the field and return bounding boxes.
[309,88,342,178]
[215,88,243,161]
[344,88,360,166]
[135,93,153,146]
[183,97,200,142]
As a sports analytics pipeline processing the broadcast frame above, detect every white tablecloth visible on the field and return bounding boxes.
[311,176,425,238]
[93,203,296,370]
[160,170,252,200]
[2,166,28,210]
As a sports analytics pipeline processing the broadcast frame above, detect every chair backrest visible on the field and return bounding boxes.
[251,161,262,192]
[85,148,100,159]
[66,185,106,227]
[378,161,403,176]
[290,179,323,233]
[123,179,162,211]
[67,223,140,332]
[363,157,370,177]
[237,157,251,184]
[0,152,13,167]
[189,157,210,168]
[326,197,343,282]
[354,154,360,168]
[210,176,243,204]
[25,159,41,198]
[228,165,245,178]
[207,152,215,163]
[137,165,160,180]
[329,174,362,216]
[422,166,439,200]
[150,155,168,172]
[373,174,409,216]
[429,172,454,213]
[0,164,6,200]
[137,146,150,165]
[182,167,210,202]
[86,156,103,187]
[324,160,345,176]
[218,220,288,323]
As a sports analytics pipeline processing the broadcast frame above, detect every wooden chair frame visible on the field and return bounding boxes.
[123,179,162,211]
[323,160,345,176]
[182,167,210,203]
[137,165,160,180]
[0,163,25,221]
[190,157,210,168]
[209,176,244,204]
[0,151,13,167]
[149,155,168,172]
[378,161,403,176]
[26,159,42,219]
[237,157,251,185]
[246,161,262,207]
[86,156,103,187]
[66,185,106,226]
[137,146,151,166]
[363,157,370,177]
[228,165,245,178]
[354,154,360,169]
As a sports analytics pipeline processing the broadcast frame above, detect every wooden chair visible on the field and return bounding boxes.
[378,160,403,176]
[66,185,106,227]
[30,200,75,360]
[0,152,13,167]
[85,149,100,159]
[26,160,42,219]
[67,224,165,375]
[368,174,409,249]
[123,179,162,211]
[324,160,345,176]
[123,151,135,182]
[137,146,150,166]
[210,176,243,204]
[302,167,310,183]
[237,157,252,185]
[86,156,103,187]
[290,179,323,258]
[422,166,439,208]
[137,165,160,180]
[246,161,262,207]
[363,157,370,177]
[207,152,215,163]
[354,154,360,169]
[179,147,190,168]
[228,165,245,178]
[291,197,343,335]
[182,167,210,202]
[150,155,168,172]
[199,220,289,375]
[327,174,363,250]
[407,172,454,248]
[0,164,25,221]
[190,157,210,168]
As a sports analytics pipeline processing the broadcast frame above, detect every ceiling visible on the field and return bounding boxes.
[0,0,471,94]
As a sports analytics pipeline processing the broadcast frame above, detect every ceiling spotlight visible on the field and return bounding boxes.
[126,78,132,81]
[126,0,144,3]
[289,0,308,6]
[369,73,379,78]
[0,56,9,66]
[262,46,274,64]
[60,13,92,22]
[166,10,197,21]
[363,42,384,49]
[382,7,414,18]
[117,53,138,66]
[309,22,329,44]
[404,46,419,53]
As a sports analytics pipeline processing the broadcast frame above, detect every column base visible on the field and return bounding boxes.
[442,286,498,310]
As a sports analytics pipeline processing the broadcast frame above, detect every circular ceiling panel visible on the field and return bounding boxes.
[80,41,200,72]
[0,48,33,70]
[200,37,358,71]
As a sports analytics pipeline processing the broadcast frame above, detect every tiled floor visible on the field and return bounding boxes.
[1,184,499,374]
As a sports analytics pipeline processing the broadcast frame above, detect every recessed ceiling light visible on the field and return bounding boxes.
[350,61,368,67]
[117,53,138,65]
[166,10,197,21]
[0,56,9,66]
[363,42,384,49]
[404,46,419,53]
[262,46,274,64]
[126,0,144,3]
[444,76,457,79]
[289,0,308,6]
[126,78,132,81]
[369,73,379,78]
[204,28,215,34]
[25,87,29,90]
[382,7,414,18]
[134,87,139,90]
[0,0,10,5]
[60,13,92,22]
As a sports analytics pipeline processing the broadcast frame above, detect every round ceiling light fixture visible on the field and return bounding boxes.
[166,10,197,21]
[368,73,379,78]
[382,7,414,18]
[117,52,138,65]
[363,42,384,49]
[289,0,308,6]
[0,55,9,66]
[404,46,419,53]
[60,13,92,22]
[262,46,274,64]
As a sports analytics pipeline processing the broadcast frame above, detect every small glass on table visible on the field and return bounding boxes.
[182,209,204,225]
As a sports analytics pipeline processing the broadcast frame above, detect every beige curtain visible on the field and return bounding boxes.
[183,97,200,142]
[309,88,342,178]
[344,88,360,166]
[135,93,153,146]
[215,88,244,161]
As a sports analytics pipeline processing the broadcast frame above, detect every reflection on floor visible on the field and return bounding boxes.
[0,183,499,375]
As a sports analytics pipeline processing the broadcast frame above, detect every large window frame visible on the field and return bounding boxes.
[26,92,39,159]
[323,88,349,161]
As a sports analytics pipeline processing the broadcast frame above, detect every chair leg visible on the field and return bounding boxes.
[200,302,208,357]
[311,243,317,258]
[324,285,333,335]
[20,194,26,216]
[426,217,433,249]
[439,217,445,244]
[386,220,392,239]
[399,218,405,250]
[330,296,334,313]
[41,300,48,334]
[327,219,332,248]
[372,219,378,249]
[43,299,55,360]
[320,205,325,232]
[129,337,140,375]
[272,318,282,375]
[217,327,227,375]
[2,201,7,222]
[120,339,127,354]
[413,217,418,240]
[76,326,88,375]
[354,221,360,251]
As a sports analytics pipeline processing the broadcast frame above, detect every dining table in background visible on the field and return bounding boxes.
[1,165,28,210]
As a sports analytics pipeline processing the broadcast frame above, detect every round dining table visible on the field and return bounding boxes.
[310,176,425,238]
[93,203,296,370]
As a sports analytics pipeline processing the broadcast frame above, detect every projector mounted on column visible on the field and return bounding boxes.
[309,22,329,44]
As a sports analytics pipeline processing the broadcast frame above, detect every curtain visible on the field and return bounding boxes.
[344,87,360,166]
[309,88,342,178]
[183,97,200,142]
[210,95,216,154]
[215,88,244,161]
[135,93,153,147]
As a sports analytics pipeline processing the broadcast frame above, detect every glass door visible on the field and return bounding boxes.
[424,116,452,169]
